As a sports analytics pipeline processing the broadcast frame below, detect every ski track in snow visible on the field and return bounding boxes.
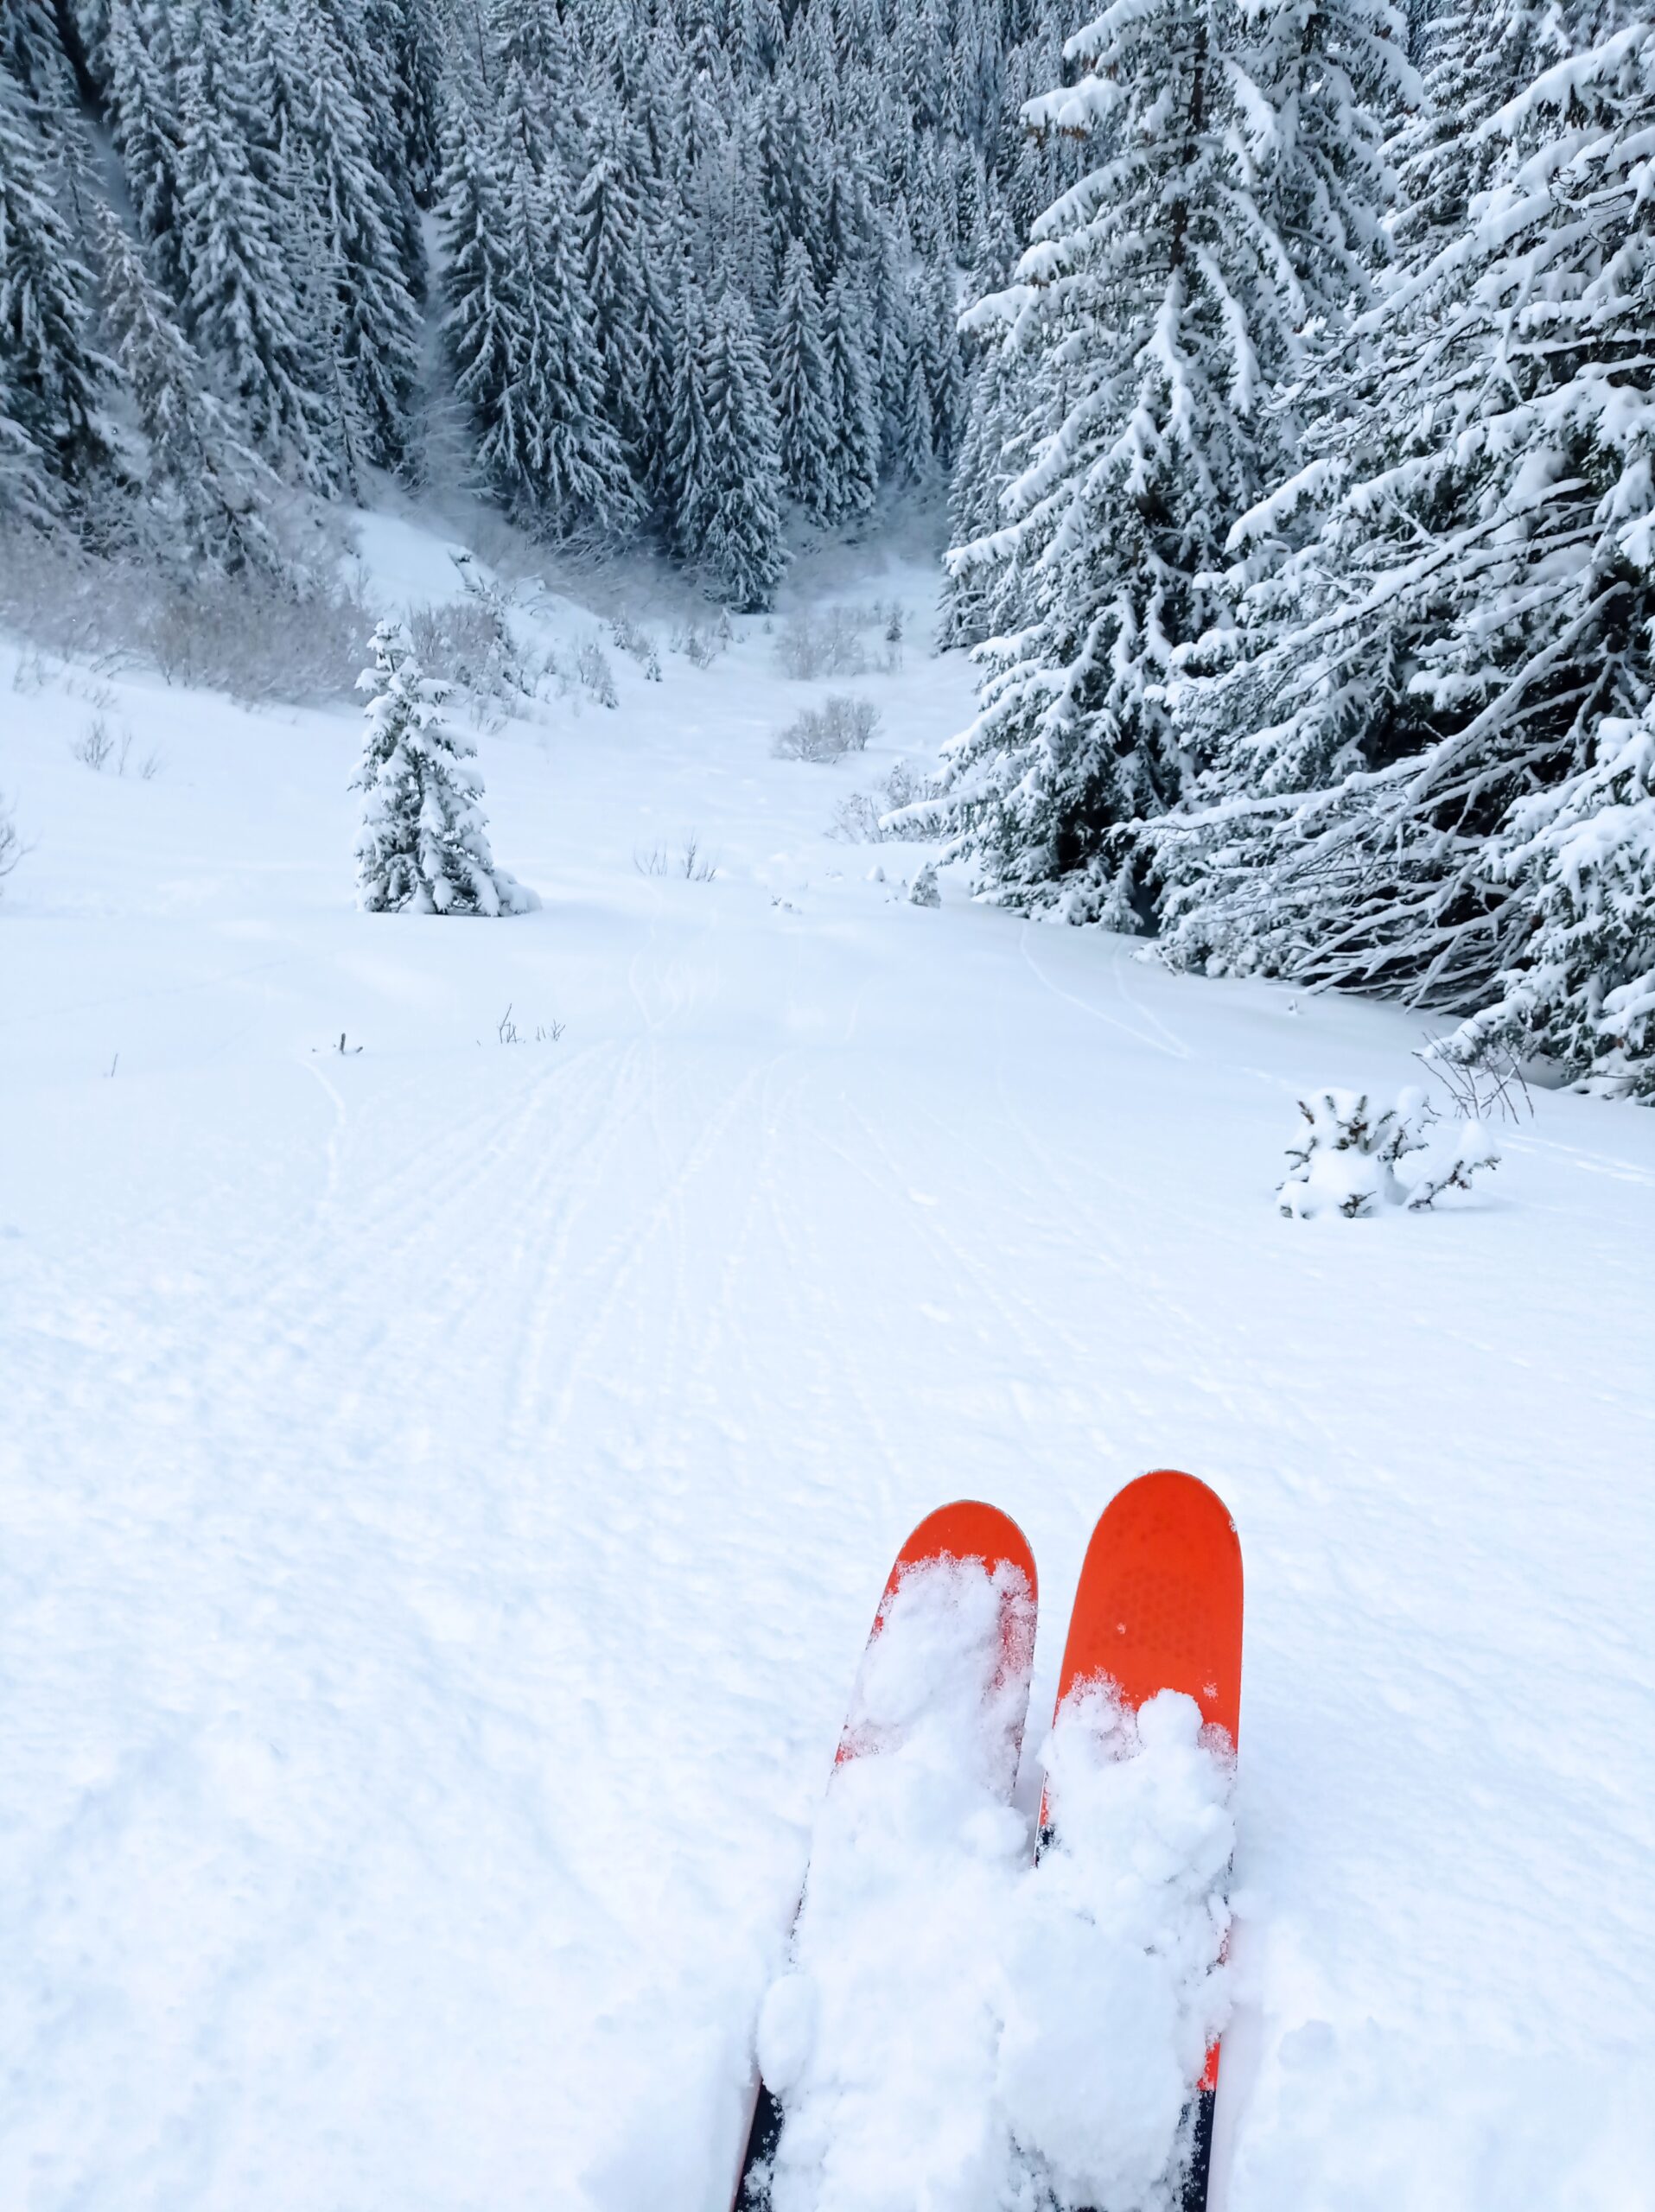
[3,518,1655,2210]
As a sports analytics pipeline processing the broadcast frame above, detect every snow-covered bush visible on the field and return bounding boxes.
[773,694,881,762]
[1279,1088,1499,1218]
[406,594,533,715]
[908,863,941,909]
[829,760,931,843]
[575,638,618,709]
[353,621,538,918]
[0,518,368,702]
[608,614,660,680]
[774,607,873,680]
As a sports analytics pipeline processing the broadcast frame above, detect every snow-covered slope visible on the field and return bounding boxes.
[3,518,1653,2211]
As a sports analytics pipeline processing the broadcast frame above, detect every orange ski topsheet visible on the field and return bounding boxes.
[1051,1470,1242,1746]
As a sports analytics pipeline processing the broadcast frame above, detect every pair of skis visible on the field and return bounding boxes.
[733,1470,1244,2212]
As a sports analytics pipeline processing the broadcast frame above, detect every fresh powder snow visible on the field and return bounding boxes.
[998,1687,1234,2211]
[3,514,1655,2211]
[756,1554,1034,2212]
[753,1564,1232,2212]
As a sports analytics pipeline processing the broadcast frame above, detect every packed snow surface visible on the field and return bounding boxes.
[4,515,1655,2210]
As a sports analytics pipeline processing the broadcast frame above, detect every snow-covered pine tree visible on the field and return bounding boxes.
[683,285,788,608]
[916,0,1325,919]
[440,96,525,486]
[174,0,329,484]
[358,0,444,225]
[1,0,67,99]
[106,0,183,296]
[1249,0,1414,340]
[863,216,911,467]
[353,618,538,917]
[937,321,1022,647]
[0,60,111,498]
[322,0,428,296]
[576,94,656,481]
[634,232,678,511]
[819,267,879,522]
[498,145,641,539]
[916,263,964,465]
[771,236,834,518]
[1445,704,1655,1098]
[290,5,423,473]
[665,275,714,560]
[1154,0,1655,1092]
[894,344,933,484]
[97,201,283,575]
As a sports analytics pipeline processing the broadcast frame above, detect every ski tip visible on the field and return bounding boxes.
[891,1499,1038,1602]
[1058,1470,1243,1745]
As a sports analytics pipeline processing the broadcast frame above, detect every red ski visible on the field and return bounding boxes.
[731,1499,1039,2211]
[1041,1471,1244,2212]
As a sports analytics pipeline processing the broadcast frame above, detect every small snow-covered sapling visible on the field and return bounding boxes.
[1279,1087,1499,1218]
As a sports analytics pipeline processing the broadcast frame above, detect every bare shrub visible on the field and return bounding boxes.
[139,567,372,702]
[494,1003,564,1045]
[0,516,371,703]
[635,837,718,880]
[773,693,882,762]
[0,793,25,891]
[829,759,932,841]
[670,617,724,668]
[576,637,618,708]
[774,606,874,680]
[407,589,532,716]
[1416,1034,1535,1125]
[74,715,115,770]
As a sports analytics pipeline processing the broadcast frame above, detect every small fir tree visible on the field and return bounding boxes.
[353,620,538,917]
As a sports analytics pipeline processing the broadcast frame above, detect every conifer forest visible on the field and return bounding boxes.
[3,0,1652,1093]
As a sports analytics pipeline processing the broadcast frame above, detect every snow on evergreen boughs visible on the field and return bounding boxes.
[106,0,183,296]
[681,287,788,610]
[919,0,1309,921]
[1278,1086,1499,1217]
[3,0,1080,601]
[287,7,423,473]
[1444,707,1655,1100]
[174,0,330,485]
[353,620,538,918]
[772,238,834,521]
[1155,3,1655,1097]
[820,270,880,524]
[96,201,283,575]
[0,60,111,498]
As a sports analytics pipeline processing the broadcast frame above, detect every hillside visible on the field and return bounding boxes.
[4,516,1653,2209]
